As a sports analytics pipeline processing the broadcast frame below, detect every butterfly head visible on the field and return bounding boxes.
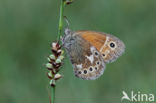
[62,28,76,49]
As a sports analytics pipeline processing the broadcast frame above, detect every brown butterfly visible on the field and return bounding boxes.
[62,28,125,80]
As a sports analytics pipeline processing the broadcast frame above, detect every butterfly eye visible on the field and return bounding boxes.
[109,42,116,48]
[70,38,74,41]
[84,70,87,74]
[64,28,71,35]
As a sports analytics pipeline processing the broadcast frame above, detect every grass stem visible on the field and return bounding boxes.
[57,0,66,42]
[51,86,55,103]
[52,0,66,103]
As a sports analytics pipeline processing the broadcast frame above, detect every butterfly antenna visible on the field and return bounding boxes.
[64,16,70,28]
[61,16,72,47]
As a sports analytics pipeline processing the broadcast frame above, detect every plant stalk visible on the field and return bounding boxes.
[51,86,55,103]
[51,0,65,103]
[57,0,66,42]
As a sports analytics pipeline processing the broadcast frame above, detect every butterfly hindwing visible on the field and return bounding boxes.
[73,46,105,80]
[77,31,125,64]
[63,32,105,80]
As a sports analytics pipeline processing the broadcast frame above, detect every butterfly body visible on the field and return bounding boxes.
[62,28,125,80]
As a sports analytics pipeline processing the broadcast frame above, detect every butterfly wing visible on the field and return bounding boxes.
[64,33,105,80]
[73,45,105,80]
[76,31,125,63]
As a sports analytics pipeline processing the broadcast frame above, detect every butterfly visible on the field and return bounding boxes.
[62,28,125,80]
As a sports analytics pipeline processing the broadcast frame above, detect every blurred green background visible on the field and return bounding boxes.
[0,0,156,103]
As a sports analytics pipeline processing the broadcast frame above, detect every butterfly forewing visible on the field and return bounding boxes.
[77,31,125,63]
